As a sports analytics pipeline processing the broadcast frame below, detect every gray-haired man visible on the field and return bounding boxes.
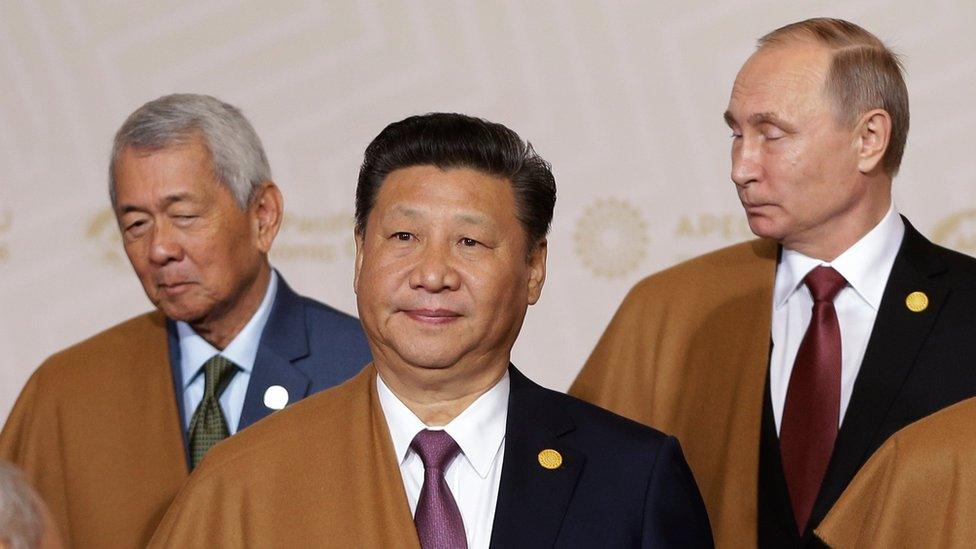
[0,94,371,548]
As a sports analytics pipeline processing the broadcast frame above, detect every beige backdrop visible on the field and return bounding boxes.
[2,1,975,421]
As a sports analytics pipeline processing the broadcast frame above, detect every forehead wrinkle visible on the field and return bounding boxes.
[741,46,830,98]
[389,203,493,228]
[747,112,797,131]
[730,58,829,129]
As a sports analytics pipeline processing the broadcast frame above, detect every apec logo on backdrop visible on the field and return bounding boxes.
[575,198,649,278]
[673,213,753,241]
[85,208,357,267]
[574,198,755,278]
[270,212,356,264]
[87,209,126,266]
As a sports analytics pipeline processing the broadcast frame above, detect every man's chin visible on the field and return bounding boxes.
[403,355,462,371]
[155,301,208,325]
[745,216,785,241]
[386,346,468,372]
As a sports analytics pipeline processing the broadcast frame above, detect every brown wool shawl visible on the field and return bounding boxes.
[149,364,420,548]
[817,396,976,548]
[570,239,778,548]
[0,312,188,548]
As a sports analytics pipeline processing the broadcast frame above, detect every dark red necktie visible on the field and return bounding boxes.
[780,265,847,534]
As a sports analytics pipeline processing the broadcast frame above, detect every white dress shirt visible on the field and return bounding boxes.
[770,204,904,433]
[377,371,509,549]
[178,270,278,434]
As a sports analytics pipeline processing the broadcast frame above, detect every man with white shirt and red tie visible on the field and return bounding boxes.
[149,112,713,547]
[571,17,976,547]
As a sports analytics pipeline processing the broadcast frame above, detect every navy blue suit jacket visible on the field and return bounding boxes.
[167,274,371,462]
[490,367,714,548]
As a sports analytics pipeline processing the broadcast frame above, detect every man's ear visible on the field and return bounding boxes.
[353,230,365,295]
[526,239,547,305]
[855,109,892,174]
[250,181,284,253]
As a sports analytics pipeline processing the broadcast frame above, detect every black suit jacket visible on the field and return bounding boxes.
[491,367,714,548]
[758,218,976,546]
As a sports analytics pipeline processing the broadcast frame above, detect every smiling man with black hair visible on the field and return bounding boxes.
[150,112,712,548]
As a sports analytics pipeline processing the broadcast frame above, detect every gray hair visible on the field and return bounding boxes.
[109,93,272,209]
[0,462,44,549]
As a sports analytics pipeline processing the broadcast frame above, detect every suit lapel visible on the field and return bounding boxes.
[489,367,584,548]
[165,320,194,468]
[168,276,314,441]
[238,277,312,430]
[813,219,949,527]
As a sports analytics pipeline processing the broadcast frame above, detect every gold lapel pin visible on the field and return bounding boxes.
[538,449,563,470]
[905,291,929,313]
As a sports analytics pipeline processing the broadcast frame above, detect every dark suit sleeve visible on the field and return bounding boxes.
[642,436,714,548]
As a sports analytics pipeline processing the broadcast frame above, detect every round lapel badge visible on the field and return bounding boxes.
[905,291,929,313]
[538,449,563,470]
[263,385,289,410]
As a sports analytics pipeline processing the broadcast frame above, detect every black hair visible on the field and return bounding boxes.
[356,113,556,248]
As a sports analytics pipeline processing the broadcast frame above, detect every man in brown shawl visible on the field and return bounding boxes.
[149,113,713,547]
[572,17,976,547]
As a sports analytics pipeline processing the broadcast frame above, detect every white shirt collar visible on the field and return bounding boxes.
[377,370,510,479]
[774,203,905,310]
[178,270,279,388]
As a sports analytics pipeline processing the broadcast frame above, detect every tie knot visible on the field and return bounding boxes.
[410,429,461,471]
[804,266,847,303]
[202,355,238,399]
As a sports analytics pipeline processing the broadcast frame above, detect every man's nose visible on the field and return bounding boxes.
[148,222,183,265]
[408,242,461,293]
[731,139,762,188]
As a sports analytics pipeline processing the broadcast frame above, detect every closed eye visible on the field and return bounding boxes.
[125,219,147,232]
[172,215,198,227]
[760,124,787,141]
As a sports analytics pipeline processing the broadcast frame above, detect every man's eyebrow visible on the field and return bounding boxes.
[453,212,488,226]
[747,112,794,130]
[723,110,736,128]
[723,111,796,132]
[391,205,422,218]
[117,192,193,214]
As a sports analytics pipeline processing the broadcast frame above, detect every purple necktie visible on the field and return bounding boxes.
[411,429,468,549]
[780,265,847,533]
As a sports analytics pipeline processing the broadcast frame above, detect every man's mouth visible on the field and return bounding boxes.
[741,200,776,212]
[158,281,194,296]
[401,308,462,325]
